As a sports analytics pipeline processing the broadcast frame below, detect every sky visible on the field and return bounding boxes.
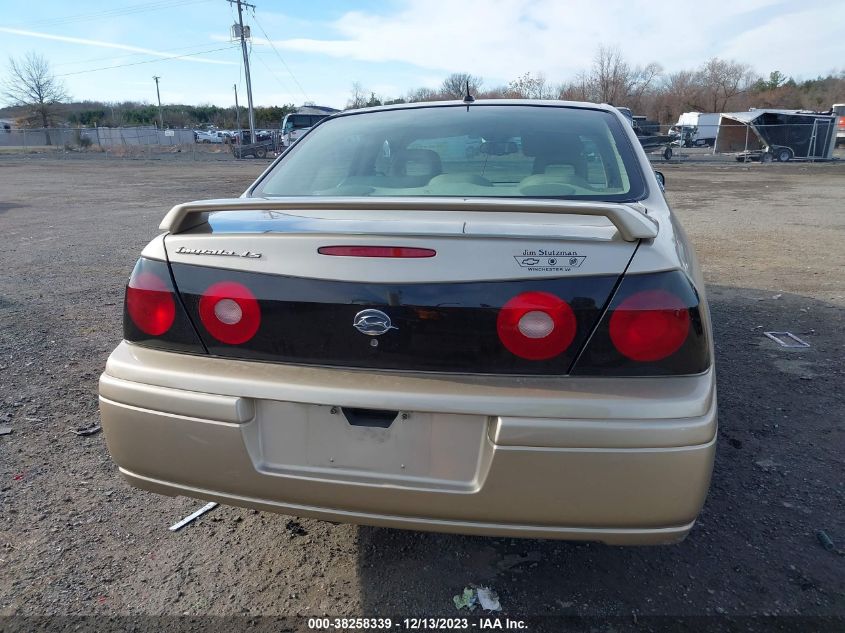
[0,0,843,110]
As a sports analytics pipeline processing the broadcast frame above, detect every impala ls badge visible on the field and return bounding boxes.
[353,309,398,336]
[175,246,262,259]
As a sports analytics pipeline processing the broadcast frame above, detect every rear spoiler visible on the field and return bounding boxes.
[159,197,658,242]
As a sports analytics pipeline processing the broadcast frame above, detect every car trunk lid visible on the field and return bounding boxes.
[163,199,648,375]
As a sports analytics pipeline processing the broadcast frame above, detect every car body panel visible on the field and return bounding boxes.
[100,342,715,543]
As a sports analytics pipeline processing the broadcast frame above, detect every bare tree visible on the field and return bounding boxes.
[588,46,662,104]
[591,46,630,103]
[559,71,592,101]
[346,81,367,110]
[653,70,702,123]
[508,72,554,99]
[2,52,68,131]
[406,86,440,103]
[559,47,662,109]
[696,58,756,112]
[630,62,663,99]
[478,85,511,99]
[441,73,483,99]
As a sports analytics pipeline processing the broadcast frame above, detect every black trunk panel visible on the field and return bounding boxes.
[169,262,619,375]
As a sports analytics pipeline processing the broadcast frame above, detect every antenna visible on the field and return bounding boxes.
[462,79,475,104]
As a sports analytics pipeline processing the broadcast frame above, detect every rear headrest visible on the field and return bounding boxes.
[392,148,442,177]
[544,164,576,179]
[522,131,584,157]
[522,131,586,176]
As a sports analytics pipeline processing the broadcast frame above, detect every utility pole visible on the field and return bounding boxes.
[234,83,241,137]
[229,0,256,143]
[152,75,163,129]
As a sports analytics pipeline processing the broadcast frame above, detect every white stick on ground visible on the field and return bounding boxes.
[168,502,218,532]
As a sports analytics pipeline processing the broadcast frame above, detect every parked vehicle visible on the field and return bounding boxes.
[231,138,275,159]
[281,107,337,147]
[100,101,716,545]
[716,109,837,162]
[833,103,845,147]
[669,112,720,147]
[615,106,675,159]
[195,130,225,144]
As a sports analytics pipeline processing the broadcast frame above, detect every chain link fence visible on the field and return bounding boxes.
[0,126,279,162]
[0,121,841,164]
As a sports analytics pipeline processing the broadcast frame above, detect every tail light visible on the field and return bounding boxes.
[123,258,206,353]
[497,291,577,360]
[126,271,175,336]
[198,281,261,344]
[572,270,710,376]
[609,290,690,361]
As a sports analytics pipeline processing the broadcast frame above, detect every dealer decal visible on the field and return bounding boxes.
[514,248,586,272]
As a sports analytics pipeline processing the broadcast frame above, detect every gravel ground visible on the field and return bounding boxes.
[0,157,843,630]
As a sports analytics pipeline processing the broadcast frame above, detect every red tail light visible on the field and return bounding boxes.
[318,246,436,258]
[198,281,261,344]
[497,291,577,360]
[609,289,690,361]
[126,272,176,336]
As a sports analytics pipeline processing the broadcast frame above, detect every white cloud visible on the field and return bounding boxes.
[719,5,845,76]
[250,0,838,84]
[0,27,235,65]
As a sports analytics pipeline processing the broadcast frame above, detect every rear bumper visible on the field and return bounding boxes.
[99,341,717,544]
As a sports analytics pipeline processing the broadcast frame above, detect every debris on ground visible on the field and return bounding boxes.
[453,586,502,612]
[763,332,810,348]
[816,530,835,551]
[285,519,307,537]
[476,587,502,611]
[453,587,477,611]
[168,502,218,532]
[0,425,12,436]
[71,424,102,436]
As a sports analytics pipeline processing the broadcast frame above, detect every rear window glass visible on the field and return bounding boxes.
[257,105,645,201]
[286,115,313,130]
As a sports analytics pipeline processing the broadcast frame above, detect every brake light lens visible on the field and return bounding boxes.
[198,281,261,344]
[125,271,176,336]
[571,270,710,376]
[497,291,577,360]
[318,246,436,258]
[609,290,690,361]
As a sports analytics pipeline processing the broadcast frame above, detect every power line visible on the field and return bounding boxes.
[22,0,214,28]
[56,46,238,77]
[254,52,297,99]
[250,11,310,103]
[53,41,239,68]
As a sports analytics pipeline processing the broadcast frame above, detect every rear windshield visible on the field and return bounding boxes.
[256,104,646,201]
[285,114,324,130]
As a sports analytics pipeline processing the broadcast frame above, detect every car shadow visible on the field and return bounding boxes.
[353,284,844,618]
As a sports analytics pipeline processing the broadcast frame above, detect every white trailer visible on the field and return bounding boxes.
[671,112,720,147]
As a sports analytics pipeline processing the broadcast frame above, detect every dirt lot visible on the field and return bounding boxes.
[0,157,843,630]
